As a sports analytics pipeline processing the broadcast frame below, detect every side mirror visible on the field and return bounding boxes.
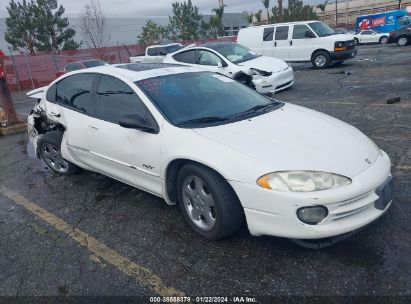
[305,31,315,38]
[119,114,159,134]
[217,60,228,68]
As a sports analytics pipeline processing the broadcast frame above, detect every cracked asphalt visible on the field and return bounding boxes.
[0,44,410,299]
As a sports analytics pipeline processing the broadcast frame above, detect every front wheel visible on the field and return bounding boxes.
[311,51,331,69]
[397,36,409,46]
[38,131,80,175]
[379,36,388,44]
[177,164,244,240]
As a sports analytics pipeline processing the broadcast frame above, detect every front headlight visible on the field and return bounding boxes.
[257,171,351,192]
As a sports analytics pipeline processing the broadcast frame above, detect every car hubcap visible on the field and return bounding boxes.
[398,38,407,46]
[182,175,216,231]
[381,37,388,44]
[315,55,326,67]
[41,143,69,173]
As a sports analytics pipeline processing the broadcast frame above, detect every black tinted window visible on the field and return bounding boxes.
[56,74,95,115]
[95,75,149,124]
[293,25,312,39]
[361,31,372,35]
[275,26,289,40]
[263,27,274,41]
[46,83,57,102]
[172,50,197,64]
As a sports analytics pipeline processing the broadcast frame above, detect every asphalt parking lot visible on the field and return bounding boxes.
[0,44,410,300]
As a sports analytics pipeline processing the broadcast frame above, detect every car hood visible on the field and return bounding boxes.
[238,56,289,73]
[194,103,379,178]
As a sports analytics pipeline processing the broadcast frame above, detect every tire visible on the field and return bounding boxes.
[38,131,81,175]
[397,36,409,46]
[379,36,388,44]
[354,38,359,46]
[176,163,244,240]
[311,51,331,69]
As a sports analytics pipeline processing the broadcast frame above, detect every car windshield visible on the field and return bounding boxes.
[309,22,336,37]
[209,43,260,64]
[136,72,282,127]
[83,60,107,68]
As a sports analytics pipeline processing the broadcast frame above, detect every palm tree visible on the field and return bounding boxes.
[262,0,270,20]
[316,1,329,22]
[244,12,254,25]
[255,10,263,24]
[212,4,226,36]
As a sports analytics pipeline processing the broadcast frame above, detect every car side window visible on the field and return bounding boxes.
[197,50,221,66]
[263,27,274,41]
[172,50,197,64]
[361,31,372,35]
[46,83,57,102]
[55,73,96,115]
[292,25,313,39]
[275,26,289,40]
[95,75,151,125]
[65,62,83,72]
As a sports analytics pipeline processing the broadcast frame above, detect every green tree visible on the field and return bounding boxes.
[211,4,226,36]
[35,0,80,52]
[169,0,202,41]
[138,20,170,46]
[255,10,263,24]
[283,0,318,22]
[244,12,254,24]
[262,0,270,20]
[316,1,329,21]
[4,0,38,54]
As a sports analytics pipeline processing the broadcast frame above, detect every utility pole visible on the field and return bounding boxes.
[398,0,402,9]
[335,0,338,27]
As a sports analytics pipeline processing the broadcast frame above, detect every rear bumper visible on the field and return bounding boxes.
[330,49,357,61]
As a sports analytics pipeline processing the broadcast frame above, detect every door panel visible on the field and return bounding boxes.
[46,74,98,165]
[273,26,290,60]
[88,75,163,195]
[289,24,315,60]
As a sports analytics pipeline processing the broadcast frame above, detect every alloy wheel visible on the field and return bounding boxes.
[182,175,216,231]
[41,143,69,173]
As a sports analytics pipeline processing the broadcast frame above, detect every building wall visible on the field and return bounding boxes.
[316,0,411,27]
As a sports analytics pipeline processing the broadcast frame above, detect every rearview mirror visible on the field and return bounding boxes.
[305,31,315,38]
[119,114,159,134]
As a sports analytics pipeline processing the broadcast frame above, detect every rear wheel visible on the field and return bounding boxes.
[379,36,388,44]
[177,163,243,240]
[311,51,331,69]
[38,131,80,175]
[397,36,409,46]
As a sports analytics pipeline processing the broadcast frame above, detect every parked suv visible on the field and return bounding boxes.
[387,25,411,46]
[237,21,357,69]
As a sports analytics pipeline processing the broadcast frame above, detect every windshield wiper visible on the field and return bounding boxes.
[176,116,229,126]
[231,102,281,119]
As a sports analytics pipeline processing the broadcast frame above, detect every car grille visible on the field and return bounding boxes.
[345,40,356,50]
[327,191,377,221]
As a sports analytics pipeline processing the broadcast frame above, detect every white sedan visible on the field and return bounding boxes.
[27,64,392,246]
[352,29,390,45]
[163,42,294,94]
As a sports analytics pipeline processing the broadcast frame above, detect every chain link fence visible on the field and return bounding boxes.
[3,36,236,92]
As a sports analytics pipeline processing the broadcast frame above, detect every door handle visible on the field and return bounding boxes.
[48,110,60,117]
[274,41,277,47]
[290,40,293,46]
[89,124,99,130]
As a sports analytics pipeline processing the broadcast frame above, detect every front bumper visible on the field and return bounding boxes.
[252,66,294,94]
[229,150,392,239]
[330,49,357,62]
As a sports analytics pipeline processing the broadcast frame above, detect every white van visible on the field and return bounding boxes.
[237,21,357,69]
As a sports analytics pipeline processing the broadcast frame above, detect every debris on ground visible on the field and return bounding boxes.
[387,97,401,104]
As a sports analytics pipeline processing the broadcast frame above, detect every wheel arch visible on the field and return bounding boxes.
[311,48,330,61]
[164,158,235,206]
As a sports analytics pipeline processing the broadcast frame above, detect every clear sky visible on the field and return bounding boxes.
[0,0,322,18]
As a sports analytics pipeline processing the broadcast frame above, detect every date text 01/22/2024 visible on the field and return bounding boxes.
[149,296,257,303]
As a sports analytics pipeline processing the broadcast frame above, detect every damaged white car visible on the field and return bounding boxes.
[163,42,294,94]
[27,63,392,247]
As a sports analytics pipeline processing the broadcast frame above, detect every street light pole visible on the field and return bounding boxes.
[335,0,338,27]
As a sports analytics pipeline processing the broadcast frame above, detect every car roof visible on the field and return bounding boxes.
[242,20,319,29]
[65,63,205,82]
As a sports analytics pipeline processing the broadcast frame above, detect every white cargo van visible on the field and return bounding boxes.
[237,21,357,69]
